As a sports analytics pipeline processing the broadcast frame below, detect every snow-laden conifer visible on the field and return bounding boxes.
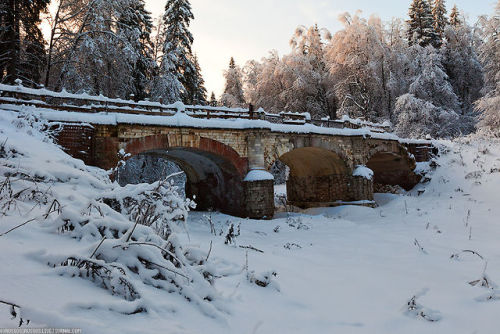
[153,0,205,104]
[432,0,449,43]
[449,5,461,26]
[0,0,50,86]
[221,57,246,107]
[407,0,440,47]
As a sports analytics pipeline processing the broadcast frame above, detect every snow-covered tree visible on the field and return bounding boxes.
[151,50,183,103]
[0,0,49,86]
[288,24,336,118]
[243,24,335,118]
[118,0,156,100]
[47,0,153,97]
[386,18,416,121]
[155,0,202,104]
[221,57,245,107]
[476,1,500,133]
[395,45,461,138]
[326,13,390,121]
[185,54,207,105]
[394,93,459,138]
[209,92,218,106]
[442,23,483,115]
[408,46,459,111]
[432,0,449,43]
[243,59,263,106]
[243,51,286,112]
[449,4,461,26]
[407,0,440,47]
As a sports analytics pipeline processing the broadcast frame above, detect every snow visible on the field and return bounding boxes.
[172,101,186,113]
[353,165,374,180]
[2,107,500,333]
[0,102,431,144]
[244,169,274,182]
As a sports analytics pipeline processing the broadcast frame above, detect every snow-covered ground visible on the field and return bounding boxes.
[2,109,500,333]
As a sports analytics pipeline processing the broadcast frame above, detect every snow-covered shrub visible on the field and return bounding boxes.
[477,96,500,136]
[101,175,195,239]
[0,110,222,317]
[394,93,460,139]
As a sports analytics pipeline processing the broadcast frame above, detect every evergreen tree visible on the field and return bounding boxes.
[442,22,483,116]
[151,50,182,103]
[160,0,198,103]
[209,92,217,106]
[409,46,459,111]
[0,0,50,86]
[395,45,461,138]
[449,5,461,26]
[407,0,440,47]
[118,0,156,100]
[188,54,207,105]
[432,0,449,43]
[221,57,245,107]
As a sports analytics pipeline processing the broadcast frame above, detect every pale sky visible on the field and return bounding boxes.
[148,0,494,97]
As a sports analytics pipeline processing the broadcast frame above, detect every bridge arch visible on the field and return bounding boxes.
[122,134,247,216]
[265,136,351,171]
[365,145,420,191]
[124,134,248,177]
[277,147,355,208]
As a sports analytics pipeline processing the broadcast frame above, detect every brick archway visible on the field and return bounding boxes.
[265,137,351,171]
[123,134,249,177]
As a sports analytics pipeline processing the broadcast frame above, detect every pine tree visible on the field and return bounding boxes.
[449,5,461,26]
[161,0,198,103]
[432,0,449,44]
[118,0,156,100]
[407,0,440,48]
[209,92,217,106]
[188,54,207,105]
[151,50,182,103]
[221,57,245,107]
[0,0,50,86]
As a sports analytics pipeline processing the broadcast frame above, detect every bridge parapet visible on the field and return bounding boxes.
[0,83,391,132]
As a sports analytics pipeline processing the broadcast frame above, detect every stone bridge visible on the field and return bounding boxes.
[0,84,433,219]
[56,122,429,219]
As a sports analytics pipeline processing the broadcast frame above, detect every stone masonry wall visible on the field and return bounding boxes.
[243,180,274,219]
[349,176,374,201]
[287,174,351,207]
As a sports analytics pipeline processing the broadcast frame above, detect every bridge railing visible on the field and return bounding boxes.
[0,83,391,132]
